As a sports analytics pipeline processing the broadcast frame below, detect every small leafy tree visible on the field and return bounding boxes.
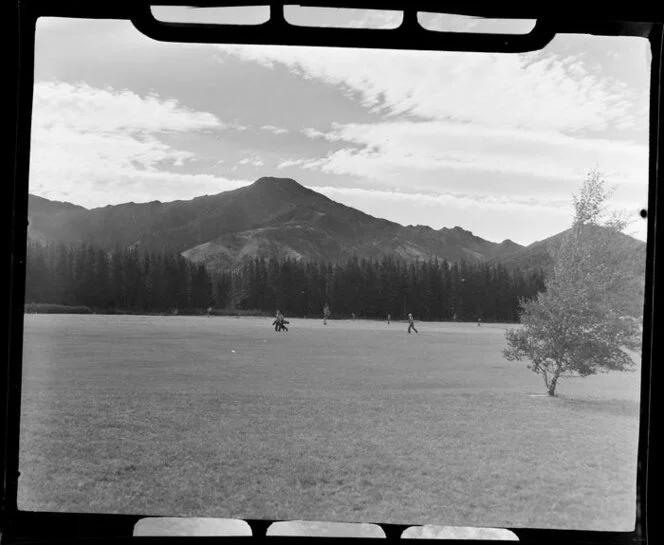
[503,168,642,396]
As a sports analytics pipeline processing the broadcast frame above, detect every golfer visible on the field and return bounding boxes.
[407,313,418,334]
[273,310,284,332]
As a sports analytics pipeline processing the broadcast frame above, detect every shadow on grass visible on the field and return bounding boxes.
[557,396,640,418]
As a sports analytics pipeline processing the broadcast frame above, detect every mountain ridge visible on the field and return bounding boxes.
[27,176,645,275]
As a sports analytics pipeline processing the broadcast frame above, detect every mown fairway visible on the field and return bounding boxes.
[18,314,641,530]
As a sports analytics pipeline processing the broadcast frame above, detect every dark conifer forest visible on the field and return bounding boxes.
[24,242,546,322]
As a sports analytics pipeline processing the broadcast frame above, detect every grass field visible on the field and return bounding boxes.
[18,314,641,531]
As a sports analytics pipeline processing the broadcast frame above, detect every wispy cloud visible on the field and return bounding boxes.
[229,122,249,131]
[312,185,570,213]
[219,44,646,134]
[284,121,648,191]
[261,124,289,134]
[308,185,576,244]
[277,159,303,169]
[234,156,265,169]
[308,184,645,243]
[302,127,328,139]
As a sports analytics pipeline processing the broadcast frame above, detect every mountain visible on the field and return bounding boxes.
[497,225,646,278]
[27,176,645,276]
[29,178,397,254]
[27,195,90,246]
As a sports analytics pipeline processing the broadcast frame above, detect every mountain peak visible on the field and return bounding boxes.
[408,224,434,231]
[29,194,87,211]
[439,226,475,237]
[253,176,303,189]
[247,177,318,201]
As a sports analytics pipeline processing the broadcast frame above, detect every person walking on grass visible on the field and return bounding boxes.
[407,313,418,334]
[387,313,391,325]
[273,310,285,332]
[323,303,330,325]
[273,310,289,332]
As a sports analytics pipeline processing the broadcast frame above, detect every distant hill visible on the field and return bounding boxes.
[28,177,646,280]
[497,225,646,279]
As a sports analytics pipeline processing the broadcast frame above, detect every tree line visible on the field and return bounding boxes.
[24,242,546,322]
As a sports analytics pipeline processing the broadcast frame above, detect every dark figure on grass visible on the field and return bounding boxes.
[273,310,289,332]
[323,303,330,325]
[387,313,391,325]
[407,313,418,334]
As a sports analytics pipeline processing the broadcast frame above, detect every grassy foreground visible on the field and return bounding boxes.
[18,315,641,530]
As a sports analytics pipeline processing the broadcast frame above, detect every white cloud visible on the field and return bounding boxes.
[302,127,327,139]
[291,121,648,191]
[29,81,251,207]
[261,124,289,134]
[235,157,265,168]
[30,123,251,206]
[217,42,647,227]
[34,81,222,134]
[277,159,304,169]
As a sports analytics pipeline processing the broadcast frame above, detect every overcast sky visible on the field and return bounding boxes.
[29,7,651,245]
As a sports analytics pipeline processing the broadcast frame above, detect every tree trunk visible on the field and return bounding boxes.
[547,372,560,396]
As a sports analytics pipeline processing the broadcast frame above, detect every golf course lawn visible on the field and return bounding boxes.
[18,314,641,531]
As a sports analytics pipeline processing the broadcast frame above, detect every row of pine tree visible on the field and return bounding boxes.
[24,242,546,322]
